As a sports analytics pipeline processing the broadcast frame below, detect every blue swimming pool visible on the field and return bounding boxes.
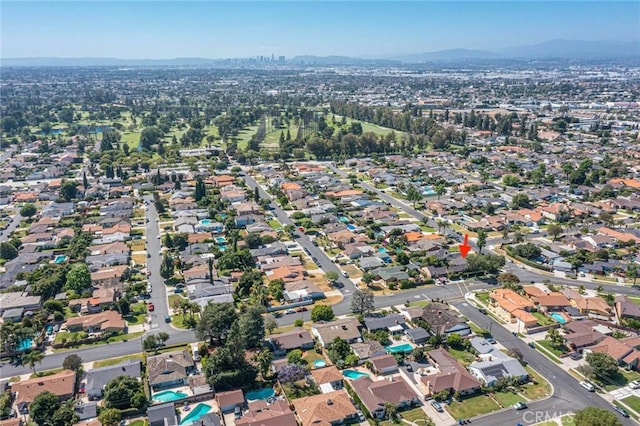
[17,338,33,351]
[153,390,189,403]
[385,343,414,353]
[378,247,388,253]
[218,245,227,251]
[246,388,275,401]
[422,186,436,196]
[180,403,211,425]
[53,255,67,264]
[550,312,567,324]
[339,216,349,223]
[313,359,327,368]
[343,370,370,380]
[346,224,357,231]
[216,236,227,243]
[200,219,211,225]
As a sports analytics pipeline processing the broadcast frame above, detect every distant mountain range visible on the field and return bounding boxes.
[2,39,639,67]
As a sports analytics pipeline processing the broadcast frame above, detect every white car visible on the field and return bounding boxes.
[629,380,640,390]
[580,381,595,392]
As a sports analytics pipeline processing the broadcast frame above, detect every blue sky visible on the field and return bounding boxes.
[2,1,638,58]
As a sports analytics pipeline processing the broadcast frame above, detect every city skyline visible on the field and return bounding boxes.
[1,1,639,59]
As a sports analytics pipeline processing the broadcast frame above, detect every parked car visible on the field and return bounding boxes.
[430,400,443,412]
[165,315,171,323]
[486,337,496,344]
[570,352,583,360]
[285,309,295,315]
[341,270,349,278]
[512,402,527,410]
[580,381,595,392]
[295,307,307,312]
[629,380,640,390]
[478,308,487,314]
[613,406,629,418]
[79,383,85,393]
[148,303,155,312]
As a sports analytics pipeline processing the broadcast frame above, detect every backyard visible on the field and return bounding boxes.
[532,311,554,326]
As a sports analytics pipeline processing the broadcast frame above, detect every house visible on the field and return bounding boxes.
[370,266,410,284]
[616,295,640,320]
[587,336,635,366]
[368,354,399,375]
[85,359,141,400]
[350,376,419,419]
[236,400,296,426]
[293,389,359,426]
[363,314,406,334]
[312,318,362,347]
[419,303,471,336]
[216,389,245,413]
[74,401,98,421]
[419,349,482,397]
[147,350,196,390]
[90,265,128,288]
[350,340,387,362]
[468,353,528,387]
[269,328,315,357]
[405,327,430,345]
[11,370,76,414]
[490,289,538,328]
[310,366,343,393]
[64,310,126,334]
[343,242,374,259]
[148,402,178,426]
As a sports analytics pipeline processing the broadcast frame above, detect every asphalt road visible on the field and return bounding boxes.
[454,301,636,426]
[0,212,22,241]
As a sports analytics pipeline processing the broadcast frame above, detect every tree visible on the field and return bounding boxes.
[497,273,520,286]
[351,288,375,315]
[311,305,334,322]
[383,402,398,421]
[396,251,410,265]
[59,180,77,201]
[361,272,375,287]
[477,229,488,254]
[627,264,638,287]
[238,306,265,348]
[51,400,78,426]
[143,333,169,352]
[20,203,37,218]
[196,302,238,346]
[98,408,122,426]
[585,352,618,380]
[253,349,273,379]
[139,126,163,150]
[0,242,18,261]
[264,315,278,335]
[103,375,146,409]
[405,185,422,208]
[446,333,463,348]
[326,271,339,283]
[511,243,541,260]
[277,363,308,383]
[159,253,174,279]
[22,350,44,374]
[64,263,92,293]
[548,224,564,241]
[287,349,304,365]
[62,354,83,372]
[428,333,445,348]
[574,406,621,426]
[29,391,60,426]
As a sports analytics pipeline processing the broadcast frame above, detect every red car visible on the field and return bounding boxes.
[148,303,155,312]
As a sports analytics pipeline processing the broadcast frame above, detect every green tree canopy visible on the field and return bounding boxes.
[574,406,621,426]
[311,305,334,322]
[20,203,37,218]
[29,391,60,426]
[103,375,146,409]
[238,306,265,348]
[196,302,238,346]
[585,352,618,379]
[0,242,18,261]
[64,263,92,293]
[351,288,375,315]
[98,408,122,426]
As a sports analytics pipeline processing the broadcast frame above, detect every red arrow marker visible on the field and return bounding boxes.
[459,234,471,259]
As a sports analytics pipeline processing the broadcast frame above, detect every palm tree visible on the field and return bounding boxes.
[253,349,273,380]
[383,402,397,421]
[189,302,201,321]
[22,350,44,374]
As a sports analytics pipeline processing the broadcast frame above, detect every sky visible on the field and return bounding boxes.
[1,1,639,59]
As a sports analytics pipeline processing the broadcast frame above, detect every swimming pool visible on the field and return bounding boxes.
[53,255,67,264]
[339,216,349,223]
[550,312,567,324]
[180,403,211,425]
[200,219,211,225]
[153,390,189,403]
[216,237,227,243]
[17,338,33,351]
[378,247,388,253]
[422,186,436,196]
[385,343,414,353]
[346,224,357,231]
[343,370,370,380]
[246,388,275,401]
[218,245,227,251]
[313,359,327,368]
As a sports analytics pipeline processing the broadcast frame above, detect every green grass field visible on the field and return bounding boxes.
[93,354,144,368]
[447,394,500,420]
[492,390,525,408]
[234,124,260,150]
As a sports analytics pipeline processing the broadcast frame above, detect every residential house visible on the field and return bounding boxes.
[616,295,640,321]
[0,293,41,316]
[310,366,343,393]
[216,389,245,413]
[312,318,362,347]
[236,400,296,426]
[418,349,482,397]
[148,402,178,426]
[85,359,142,400]
[269,328,315,357]
[468,350,528,387]
[293,389,359,426]
[147,350,196,390]
[405,327,430,345]
[350,340,386,363]
[350,376,419,419]
[64,310,126,334]
[419,303,471,336]
[368,354,399,375]
[363,314,406,334]
[490,289,538,329]
[11,370,76,414]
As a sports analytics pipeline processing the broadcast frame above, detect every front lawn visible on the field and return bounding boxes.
[447,347,476,367]
[476,292,490,304]
[621,395,640,413]
[537,340,569,356]
[521,366,552,400]
[492,390,525,408]
[594,368,640,391]
[171,314,197,329]
[446,394,500,420]
[399,407,432,423]
[93,354,144,368]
